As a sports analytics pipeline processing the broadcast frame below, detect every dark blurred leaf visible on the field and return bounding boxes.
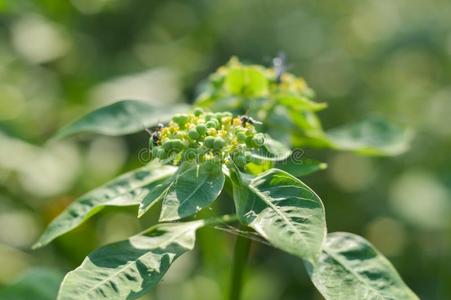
[326,117,412,156]
[53,100,189,139]
[0,268,62,300]
[33,163,177,249]
[159,161,225,222]
[276,158,327,177]
[307,232,419,300]
[231,168,326,262]
[57,221,204,300]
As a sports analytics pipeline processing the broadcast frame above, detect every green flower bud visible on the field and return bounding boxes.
[234,153,247,167]
[213,137,225,150]
[172,114,189,128]
[193,107,204,116]
[188,129,200,140]
[206,120,219,129]
[172,139,185,150]
[157,148,167,159]
[236,132,247,143]
[205,112,214,121]
[196,124,207,136]
[252,133,265,147]
[204,136,215,148]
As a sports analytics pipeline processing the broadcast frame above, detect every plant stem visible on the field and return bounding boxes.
[228,231,251,300]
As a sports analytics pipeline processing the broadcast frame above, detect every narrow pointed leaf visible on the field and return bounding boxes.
[307,232,419,300]
[159,162,225,222]
[57,220,205,300]
[326,117,413,156]
[53,100,188,139]
[232,168,326,262]
[33,163,177,249]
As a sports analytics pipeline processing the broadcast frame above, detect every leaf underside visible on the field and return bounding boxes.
[53,100,189,139]
[57,221,204,300]
[307,232,419,300]
[232,168,326,262]
[33,163,177,249]
[159,162,225,222]
[326,117,412,156]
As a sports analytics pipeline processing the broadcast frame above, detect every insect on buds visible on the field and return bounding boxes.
[148,108,266,166]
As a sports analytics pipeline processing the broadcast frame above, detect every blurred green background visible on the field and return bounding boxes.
[0,0,450,299]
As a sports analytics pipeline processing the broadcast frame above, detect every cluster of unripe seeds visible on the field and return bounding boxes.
[149,108,265,167]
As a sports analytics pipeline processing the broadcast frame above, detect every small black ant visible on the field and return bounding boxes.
[145,123,164,146]
[240,115,261,127]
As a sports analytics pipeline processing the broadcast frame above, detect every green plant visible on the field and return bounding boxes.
[34,58,418,300]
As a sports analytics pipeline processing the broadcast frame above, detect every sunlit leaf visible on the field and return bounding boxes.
[277,94,327,112]
[0,268,62,300]
[276,158,327,177]
[159,162,225,222]
[57,220,205,300]
[225,66,268,97]
[326,117,412,156]
[33,163,177,249]
[137,175,176,218]
[231,168,326,262]
[307,232,419,300]
[53,100,188,139]
[250,135,291,162]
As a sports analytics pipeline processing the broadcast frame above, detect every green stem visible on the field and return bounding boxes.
[228,230,251,300]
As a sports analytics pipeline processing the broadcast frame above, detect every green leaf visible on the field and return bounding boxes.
[250,135,292,162]
[307,232,419,300]
[276,158,327,177]
[326,117,413,156]
[0,268,63,300]
[277,94,327,112]
[57,220,205,300]
[224,66,268,97]
[137,176,176,218]
[53,100,188,139]
[159,162,225,222]
[231,168,326,262]
[33,163,177,249]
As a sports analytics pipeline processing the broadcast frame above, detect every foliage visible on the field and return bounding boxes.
[33,59,418,300]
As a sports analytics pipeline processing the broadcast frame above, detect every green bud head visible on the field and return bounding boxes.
[205,112,214,121]
[172,139,185,150]
[196,124,207,136]
[234,153,247,167]
[173,114,189,128]
[236,132,247,143]
[193,107,204,116]
[188,129,200,140]
[206,120,218,129]
[252,133,265,147]
[157,148,167,159]
[204,136,215,148]
[213,137,225,150]
[163,140,173,151]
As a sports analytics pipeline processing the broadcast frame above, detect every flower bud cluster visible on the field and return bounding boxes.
[150,108,265,167]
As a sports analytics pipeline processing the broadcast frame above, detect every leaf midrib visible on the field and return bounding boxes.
[322,247,387,299]
[66,226,195,299]
[249,182,310,251]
